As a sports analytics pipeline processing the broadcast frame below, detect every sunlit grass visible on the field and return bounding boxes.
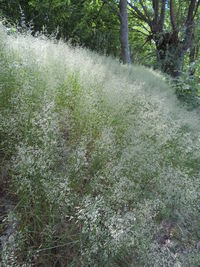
[1,24,200,266]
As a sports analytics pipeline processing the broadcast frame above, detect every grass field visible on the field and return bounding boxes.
[1,24,200,266]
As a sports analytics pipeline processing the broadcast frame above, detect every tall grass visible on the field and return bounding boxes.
[1,24,200,266]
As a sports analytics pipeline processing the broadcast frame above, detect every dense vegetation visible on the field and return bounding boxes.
[0,0,200,105]
[1,23,200,266]
[0,1,200,266]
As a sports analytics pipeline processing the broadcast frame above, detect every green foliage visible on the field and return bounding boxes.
[174,71,200,108]
[169,57,200,109]
[0,0,120,56]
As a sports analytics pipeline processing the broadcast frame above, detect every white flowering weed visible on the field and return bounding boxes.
[1,23,200,266]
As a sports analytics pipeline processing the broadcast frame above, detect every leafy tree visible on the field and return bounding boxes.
[128,0,200,77]
[0,0,121,56]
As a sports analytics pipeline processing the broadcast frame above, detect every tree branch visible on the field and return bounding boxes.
[139,0,151,23]
[159,0,166,31]
[103,0,120,19]
[186,0,196,25]
[170,0,178,33]
[128,2,151,26]
[183,0,197,51]
[92,2,106,21]
[153,0,159,24]
[131,28,149,36]
[193,0,200,19]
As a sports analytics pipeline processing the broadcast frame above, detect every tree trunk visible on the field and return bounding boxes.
[155,32,184,78]
[119,0,131,64]
[129,0,199,77]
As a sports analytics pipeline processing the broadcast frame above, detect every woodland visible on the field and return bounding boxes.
[0,1,200,266]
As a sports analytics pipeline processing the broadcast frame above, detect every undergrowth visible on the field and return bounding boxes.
[1,24,200,266]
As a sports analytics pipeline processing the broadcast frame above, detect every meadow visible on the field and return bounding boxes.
[1,24,200,266]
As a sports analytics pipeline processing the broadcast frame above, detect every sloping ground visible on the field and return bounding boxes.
[1,24,200,266]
